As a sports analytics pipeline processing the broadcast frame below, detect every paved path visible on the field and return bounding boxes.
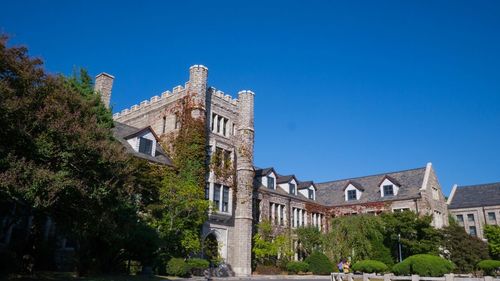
[183,276,331,281]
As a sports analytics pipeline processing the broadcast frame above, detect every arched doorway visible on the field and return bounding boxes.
[203,233,219,263]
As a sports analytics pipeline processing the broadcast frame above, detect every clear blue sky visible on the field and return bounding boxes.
[2,1,499,196]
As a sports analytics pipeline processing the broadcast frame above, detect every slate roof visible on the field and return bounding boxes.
[276,174,297,184]
[112,122,173,166]
[298,181,315,190]
[315,167,426,206]
[448,182,500,209]
[254,167,275,177]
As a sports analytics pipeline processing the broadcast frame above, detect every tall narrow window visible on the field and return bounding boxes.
[469,226,477,236]
[280,205,284,225]
[162,116,166,134]
[204,184,210,200]
[213,184,221,211]
[138,137,153,155]
[222,186,229,212]
[289,183,296,195]
[223,118,228,136]
[456,214,464,226]
[175,115,180,129]
[488,212,496,222]
[308,189,314,200]
[211,113,216,132]
[267,176,275,189]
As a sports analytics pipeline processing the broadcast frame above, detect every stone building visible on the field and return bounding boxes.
[447,182,500,239]
[108,65,255,276]
[103,65,450,275]
[316,162,449,228]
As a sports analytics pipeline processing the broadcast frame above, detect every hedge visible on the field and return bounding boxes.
[305,252,334,275]
[392,254,455,277]
[286,261,309,274]
[477,260,500,276]
[352,260,388,273]
[187,258,209,276]
[167,258,190,277]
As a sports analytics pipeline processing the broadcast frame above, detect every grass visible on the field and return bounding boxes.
[3,272,173,281]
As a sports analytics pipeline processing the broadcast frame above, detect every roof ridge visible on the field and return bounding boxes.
[457,181,500,188]
[317,166,426,186]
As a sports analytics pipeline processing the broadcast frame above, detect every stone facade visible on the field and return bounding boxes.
[106,65,452,274]
[447,182,500,239]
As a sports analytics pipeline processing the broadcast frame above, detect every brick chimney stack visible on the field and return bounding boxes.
[94,72,115,109]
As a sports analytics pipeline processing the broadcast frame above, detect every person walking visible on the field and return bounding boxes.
[337,259,344,272]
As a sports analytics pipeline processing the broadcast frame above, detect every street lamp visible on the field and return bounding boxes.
[398,233,403,262]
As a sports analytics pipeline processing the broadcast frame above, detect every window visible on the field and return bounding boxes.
[279,206,284,226]
[383,185,394,196]
[456,215,464,225]
[308,189,314,200]
[204,184,210,200]
[488,212,496,222]
[289,183,296,195]
[432,187,439,200]
[347,190,357,201]
[138,137,153,155]
[175,114,180,129]
[467,214,475,222]
[213,184,221,211]
[222,186,229,212]
[211,113,230,137]
[162,116,166,134]
[393,208,410,212]
[267,176,275,189]
[469,226,477,237]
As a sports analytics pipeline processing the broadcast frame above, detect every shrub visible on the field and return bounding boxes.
[477,260,500,276]
[166,258,190,277]
[305,252,334,275]
[286,261,309,274]
[187,258,209,276]
[392,254,455,277]
[352,260,388,273]
[254,264,282,275]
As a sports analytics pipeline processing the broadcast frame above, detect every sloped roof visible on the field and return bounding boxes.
[316,167,426,206]
[277,174,298,184]
[298,181,315,190]
[254,167,276,177]
[112,122,173,166]
[448,182,500,209]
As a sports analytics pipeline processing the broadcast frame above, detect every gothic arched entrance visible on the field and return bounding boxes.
[203,232,219,263]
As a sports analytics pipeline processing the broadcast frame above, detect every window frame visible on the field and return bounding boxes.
[347,189,357,201]
[138,137,153,155]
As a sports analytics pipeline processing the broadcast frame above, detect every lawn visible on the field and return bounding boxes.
[3,272,173,281]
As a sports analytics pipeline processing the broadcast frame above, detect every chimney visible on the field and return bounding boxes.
[94,72,114,109]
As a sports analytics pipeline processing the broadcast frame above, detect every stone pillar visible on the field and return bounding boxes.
[94,72,114,109]
[271,203,275,223]
[188,65,208,119]
[233,90,255,276]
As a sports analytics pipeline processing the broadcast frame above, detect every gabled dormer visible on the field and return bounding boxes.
[113,122,173,166]
[124,127,159,157]
[255,167,278,190]
[298,181,317,200]
[378,175,401,197]
[343,181,364,201]
[277,175,298,195]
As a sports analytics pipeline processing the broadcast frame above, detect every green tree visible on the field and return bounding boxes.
[0,36,158,275]
[296,226,323,257]
[484,225,500,259]
[440,218,489,273]
[381,211,441,261]
[252,220,293,267]
[325,214,387,263]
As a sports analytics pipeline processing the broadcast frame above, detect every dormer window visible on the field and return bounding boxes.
[347,190,357,201]
[138,137,153,155]
[383,185,394,196]
[290,183,296,195]
[267,176,275,189]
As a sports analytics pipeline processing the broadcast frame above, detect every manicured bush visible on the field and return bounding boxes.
[166,258,190,277]
[286,261,309,274]
[187,258,210,276]
[477,260,500,276]
[352,260,388,273]
[305,252,334,275]
[392,254,455,277]
[254,264,282,275]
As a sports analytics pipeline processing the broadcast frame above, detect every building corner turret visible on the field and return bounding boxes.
[188,65,208,119]
[233,90,255,276]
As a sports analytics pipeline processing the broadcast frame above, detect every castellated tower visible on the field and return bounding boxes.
[94,72,114,109]
[106,65,255,276]
[233,90,255,276]
[188,65,208,119]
